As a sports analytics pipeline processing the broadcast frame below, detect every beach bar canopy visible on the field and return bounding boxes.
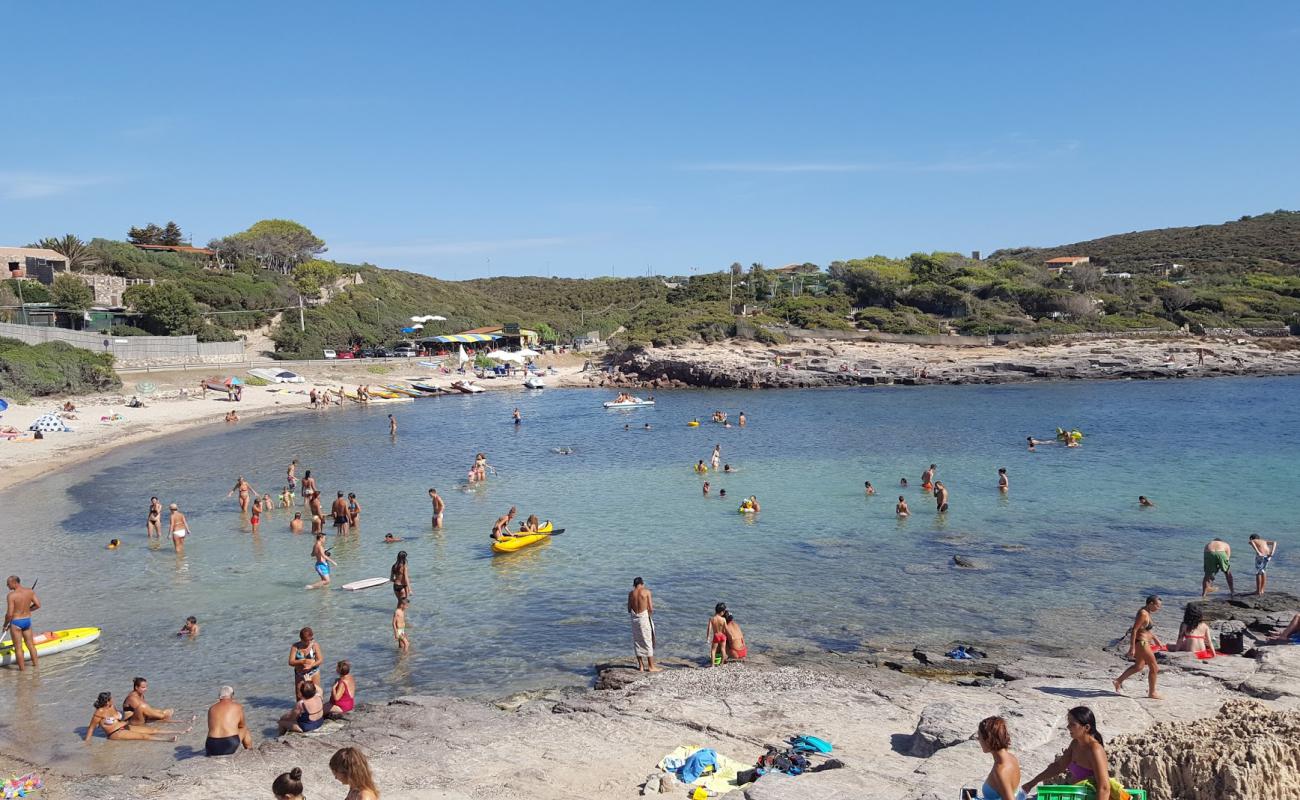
[422,333,502,344]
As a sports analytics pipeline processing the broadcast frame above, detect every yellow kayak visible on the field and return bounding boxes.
[0,626,101,666]
[492,522,558,553]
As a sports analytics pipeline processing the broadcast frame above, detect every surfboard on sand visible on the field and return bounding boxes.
[342,577,389,592]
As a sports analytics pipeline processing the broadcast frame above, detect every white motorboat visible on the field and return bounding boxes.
[450,380,485,394]
[249,368,305,384]
[602,397,655,408]
[523,376,545,390]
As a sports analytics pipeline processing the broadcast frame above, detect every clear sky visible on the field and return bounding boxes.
[3,2,1298,279]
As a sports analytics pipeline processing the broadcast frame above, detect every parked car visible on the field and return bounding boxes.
[358,348,375,358]
[323,349,337,359]
[393,343,418,357]
[336,351,355,359]
[373,346,391,358]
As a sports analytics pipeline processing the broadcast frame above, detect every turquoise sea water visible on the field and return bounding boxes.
[1,378,1297,768]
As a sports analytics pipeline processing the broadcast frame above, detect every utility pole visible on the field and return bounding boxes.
[16,279,28,325]
[728,269,735,313]
[298,294,305,332]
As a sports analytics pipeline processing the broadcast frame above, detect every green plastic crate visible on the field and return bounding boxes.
[1036,787,1146,800]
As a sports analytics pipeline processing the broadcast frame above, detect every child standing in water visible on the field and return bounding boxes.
[393,598,409,652]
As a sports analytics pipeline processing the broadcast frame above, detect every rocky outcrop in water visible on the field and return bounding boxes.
[571,338,1300,389]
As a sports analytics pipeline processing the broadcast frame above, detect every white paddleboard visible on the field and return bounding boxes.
[342,577,389,592]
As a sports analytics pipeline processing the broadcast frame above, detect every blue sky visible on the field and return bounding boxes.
[3,2,1297,279]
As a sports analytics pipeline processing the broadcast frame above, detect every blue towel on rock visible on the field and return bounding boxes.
[678,748,718,783]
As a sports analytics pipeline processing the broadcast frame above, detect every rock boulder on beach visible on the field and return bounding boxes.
[1109,700,1300,800]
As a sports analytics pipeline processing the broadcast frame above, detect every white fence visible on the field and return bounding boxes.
[0,321,244,364]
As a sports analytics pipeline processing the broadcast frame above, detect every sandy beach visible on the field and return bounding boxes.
[0,356,591,494]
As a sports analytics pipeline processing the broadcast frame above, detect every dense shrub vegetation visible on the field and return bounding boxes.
[0,338,121,398]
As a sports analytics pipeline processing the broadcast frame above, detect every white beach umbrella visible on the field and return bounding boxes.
[515,347,540,357]
[430,315,447,321]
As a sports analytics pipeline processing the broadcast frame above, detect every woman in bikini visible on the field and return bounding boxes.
[168,503,189,554]
[288,627,324,699]
[277,681,325,734]
[330,746,380,800]
[327,660,356,717]
[347,493,361,528]
[147,497,162,538]
[390,551,410,602]
[1022,707,1113,800]
[84,692,186,742]
[1113,594,1163,699]
[228,475,254,514]
[1175,604,1216,657]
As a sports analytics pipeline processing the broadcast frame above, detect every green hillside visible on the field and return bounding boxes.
[989,210,1300,275]
[24,211,1300,358]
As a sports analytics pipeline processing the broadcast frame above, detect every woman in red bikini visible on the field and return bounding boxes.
[1022,706,1114,800]
[1175,604,1216,658]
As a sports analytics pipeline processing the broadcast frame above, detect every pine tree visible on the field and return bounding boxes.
[159,221,185,246]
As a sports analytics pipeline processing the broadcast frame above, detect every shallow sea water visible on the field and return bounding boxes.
[1,378,1296,768]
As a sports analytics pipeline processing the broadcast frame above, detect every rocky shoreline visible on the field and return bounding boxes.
[572,337,1300,390]
[34,595,1300,799]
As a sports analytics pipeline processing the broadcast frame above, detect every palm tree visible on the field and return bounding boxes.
[38,234,99,272]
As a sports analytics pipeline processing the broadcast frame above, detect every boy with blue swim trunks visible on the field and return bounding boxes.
[4,576,41,670]
[1249,534,1278,596]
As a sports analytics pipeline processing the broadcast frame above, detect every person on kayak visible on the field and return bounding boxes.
[627,577,661,672]
[491,507,517,541]
[520,515,541,534]
[3,576,41,670]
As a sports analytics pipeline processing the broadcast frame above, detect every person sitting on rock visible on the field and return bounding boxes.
[1022,707,1114,799]
[1175,604,1215,657]
[1268,613,1300,643]
[974,715,1024,800]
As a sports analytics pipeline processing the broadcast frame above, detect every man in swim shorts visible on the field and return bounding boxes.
[290,512,303,534]
[491,507,517,542]
[933,481,949,513]
[307,532,337,590]
[429,488,444,529]
[3,576,40,671]
[205,685,251,756]
[1202,538,1234,598]
[1249,534,1278,596]
[331,492,350,535]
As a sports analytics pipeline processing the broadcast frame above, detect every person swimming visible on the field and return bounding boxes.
[108,538,121,550]
[383,533,401,543]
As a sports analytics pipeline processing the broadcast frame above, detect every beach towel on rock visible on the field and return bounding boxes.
[658,745,754,793]
[630,610,654,657]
